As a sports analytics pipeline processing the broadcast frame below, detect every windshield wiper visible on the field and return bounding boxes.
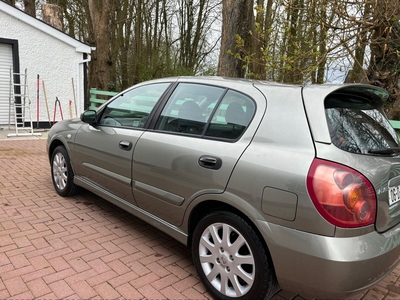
[368,147,400,155]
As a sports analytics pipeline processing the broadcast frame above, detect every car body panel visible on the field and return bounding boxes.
[260,220,400,299]
[73,124,143,205]
[46,76,400,299]
[232,83,335,236]
[132,133,255,226]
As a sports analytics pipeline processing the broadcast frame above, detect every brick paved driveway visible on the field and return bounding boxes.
[1,138,400,299]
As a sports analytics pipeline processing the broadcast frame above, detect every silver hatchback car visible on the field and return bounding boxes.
[47,77,400,300]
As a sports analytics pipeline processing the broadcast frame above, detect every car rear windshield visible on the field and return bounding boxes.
[325,94,399,154]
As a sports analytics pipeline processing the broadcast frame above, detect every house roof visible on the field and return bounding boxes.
[0,1,92,54]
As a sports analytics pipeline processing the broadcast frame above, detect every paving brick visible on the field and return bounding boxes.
[9,253,30,269]
[87,258,111,273]
[0,253,10,266]
[49,280,75,299]
[137,284,165,300]
[0,265,36,281]
[173,275,200,292]
[4,276,29,296]
[43,246,73,260]
[94,281,122,299]
[131,273,160,289]
[101,249,127,263]
[160,286,185,300]
[13,236,32,248]
[5,245,36,258]
[47,256,70,272]
[62,248,91,261]
[108,272,140,288]
[28,255,51,270]
[0,235,14,247]
[21,267,55,282]
[26,278,52,298]
[115,282,143,299]
[182,286,211,300]
[69,257,91,273]
[11,290,34,299]
[70,280,98,299]
[165,263,191,279]
[64,269,98,285]
[43,268,77,284]
[86,270,118,286]
[152,273,180,290]
[82,249,110,262]
[108,259,131,275]
[45,237,67,250]
[129,260,151,277]
[0,289,10,299]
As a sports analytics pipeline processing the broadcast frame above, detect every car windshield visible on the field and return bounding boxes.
[325,95,399,154]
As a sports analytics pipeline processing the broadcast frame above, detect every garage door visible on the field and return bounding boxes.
[0,43,13,126]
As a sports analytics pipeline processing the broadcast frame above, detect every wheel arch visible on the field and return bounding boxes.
[48,139,65,161]
[187,200,279,291]
[48,138,77,176]
[187,199,277,276]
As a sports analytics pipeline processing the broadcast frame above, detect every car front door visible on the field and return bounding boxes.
[73,82,171,204]
[131,82,265,226]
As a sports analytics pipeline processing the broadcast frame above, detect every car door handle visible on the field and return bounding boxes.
[119,140,132,151]
[198,155,222,170]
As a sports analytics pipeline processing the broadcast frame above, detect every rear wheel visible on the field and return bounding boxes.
[51,145,79,197]
[192,211,276,300]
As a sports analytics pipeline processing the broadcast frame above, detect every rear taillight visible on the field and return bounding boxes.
[307,158,376,228]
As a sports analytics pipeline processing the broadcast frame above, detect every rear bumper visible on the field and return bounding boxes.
[257,220,400,299]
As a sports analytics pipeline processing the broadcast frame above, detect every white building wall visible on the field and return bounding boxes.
[0,10,87,124]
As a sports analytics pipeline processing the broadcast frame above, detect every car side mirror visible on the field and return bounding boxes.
[80,110,97,124]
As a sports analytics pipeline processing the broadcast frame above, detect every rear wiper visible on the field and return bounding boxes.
[368,147,400,155]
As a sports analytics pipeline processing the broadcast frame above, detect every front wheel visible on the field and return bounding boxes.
[51,145,79,197]
[192,211,276,300]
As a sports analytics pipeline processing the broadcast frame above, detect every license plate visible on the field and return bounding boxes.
[389,185,400,206]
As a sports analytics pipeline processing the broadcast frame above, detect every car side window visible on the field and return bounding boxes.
[205,90,255,139]
[99,83,170,128]
[155,83,225,135]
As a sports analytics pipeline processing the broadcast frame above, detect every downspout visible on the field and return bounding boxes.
[76,48,94,115]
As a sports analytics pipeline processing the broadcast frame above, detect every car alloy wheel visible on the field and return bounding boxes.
[51,146,78,197]
[192,211,276,300]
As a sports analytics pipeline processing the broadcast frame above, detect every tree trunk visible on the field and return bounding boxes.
[348,1,371,83]
[252,0,265,79]
[218,0,254,78]
[316,0,327,84]
[368,0,400,118]
[87,0,112,90]
[42,4,63,31]
[23,0,35,17]
[3,0,15,5]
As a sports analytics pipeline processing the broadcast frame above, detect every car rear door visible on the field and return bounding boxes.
[131,80,266,226]
[73,82,171,205]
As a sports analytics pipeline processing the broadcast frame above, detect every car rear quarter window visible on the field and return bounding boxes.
[325,95,399,154]
[205,90,255,139]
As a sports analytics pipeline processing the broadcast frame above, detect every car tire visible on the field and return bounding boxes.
[192,211,277,300]
[51,145,79,197]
